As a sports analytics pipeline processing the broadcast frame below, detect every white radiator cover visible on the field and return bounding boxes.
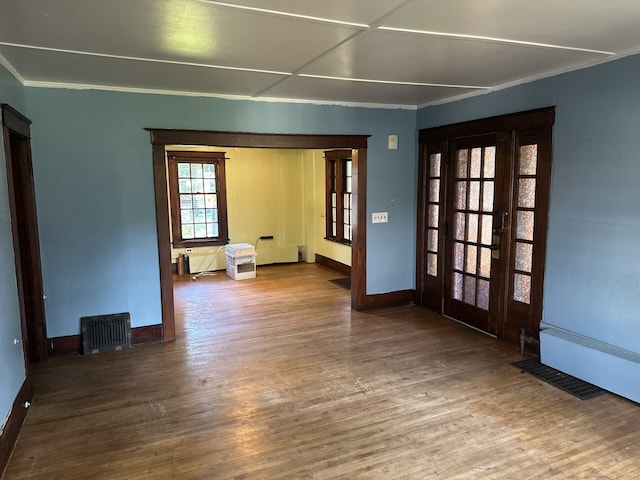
[187,245,299,273]
[540,322,640,403]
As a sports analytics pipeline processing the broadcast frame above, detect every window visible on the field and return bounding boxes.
[325,150,352,245]
[167,151,228,247]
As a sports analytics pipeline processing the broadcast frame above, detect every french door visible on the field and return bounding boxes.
[416,108,554,347]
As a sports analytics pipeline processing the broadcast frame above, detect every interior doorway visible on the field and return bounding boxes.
[2,104,47,363]
[149,130,368,342]
[416,108,554,348]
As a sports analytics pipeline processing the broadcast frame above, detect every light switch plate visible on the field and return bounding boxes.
[372,212,389,223]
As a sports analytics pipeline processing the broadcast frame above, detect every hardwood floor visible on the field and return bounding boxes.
[4,263,639,479]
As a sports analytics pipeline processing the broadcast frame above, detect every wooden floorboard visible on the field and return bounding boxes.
[4,263,639,479]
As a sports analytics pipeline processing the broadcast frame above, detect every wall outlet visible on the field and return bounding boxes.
[185,248,193,254]
[372,212,389,223]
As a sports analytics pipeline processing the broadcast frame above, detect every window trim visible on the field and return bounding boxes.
[324,149,353,246]
[167,151,229,248]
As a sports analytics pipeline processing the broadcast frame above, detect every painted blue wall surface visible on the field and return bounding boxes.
[0,64,27,430]
[23,88,417,337]
[418,54,640,356]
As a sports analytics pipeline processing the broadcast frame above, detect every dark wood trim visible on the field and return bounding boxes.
[361,290,414,310]
[152,144,176,343]
[148,129,369,334]
[1,103,32,137]
[47,326,164,356]
[148,130,369,149]
[419,107,555,143]
[315,254,351,276]
[0,379,32,475]
[352,147,367,310]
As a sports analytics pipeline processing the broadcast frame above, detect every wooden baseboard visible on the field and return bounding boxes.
[360,290,415,310]
[315,254,351,276]
[0,379,32,475]
[48,325,164,357]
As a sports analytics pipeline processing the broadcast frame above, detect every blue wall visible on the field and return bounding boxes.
[0,64,27,430]
[418,54,640,357]
[23,89,417,338]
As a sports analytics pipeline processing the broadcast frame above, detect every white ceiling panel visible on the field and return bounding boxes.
[0,0,363,72]
[297,30,609,87]
[2,0,640,107]
[261,76,482,107]
[1,46,286,96]
[382,0,640,54]
[210,0,408,25]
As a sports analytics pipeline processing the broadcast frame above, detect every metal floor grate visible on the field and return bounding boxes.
[81,312,132,355]
[512,358,608,400]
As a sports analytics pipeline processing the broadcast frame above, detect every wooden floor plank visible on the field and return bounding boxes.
[4,263,639,479]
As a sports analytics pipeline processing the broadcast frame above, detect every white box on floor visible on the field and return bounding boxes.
[225,243,256,280]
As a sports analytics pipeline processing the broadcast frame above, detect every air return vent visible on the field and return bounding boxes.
[81,312,132,355]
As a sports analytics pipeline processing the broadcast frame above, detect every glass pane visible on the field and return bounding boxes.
[179,194,193,209]
[428,205,439,228]
[457,150,468,178]
[428,229,438,252]
[470,148,482,178]
[344,225,350,239]
[331,192,337,208]
[191,178,204,194]
[178,179,191,193]
[465,244,477,274]
[203,163,215,178]
[343,193,350,207]
[484,147,496,178]
[205,194,217,209]
[482,181,494,212]
[346,160,352,177]
[454,242,464,271]
[453,272,463,300]
[427,253,438,277]
[467,213,478,243]
[456,182,467,210]
[344,208,350,225]
[346,177,352,192]
[469,181,480,211]
[181,224,194,239]
[518,178,536,208]
[464,276,476,305]
[180,209,193,224]
[177,163,191,178]
[480,215,493,245]
[332,221,336,236]
[192,194,205,208]
[429,153,441,178]
[520,144,538,175]
[516,211,535,241]
[204,179,216,193]
[194,223,207,238]
[207,223,219,237]
[454,213,466,241]
[479,247,491,278]
[193,209,205,223]
[477,279,489,310]
[514,273,532,304]
[429,179,440,203]
[515,242,533,273]
[205,209,217,222]
[191,163,203,178]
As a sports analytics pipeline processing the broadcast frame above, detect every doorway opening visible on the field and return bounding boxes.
[149,130,368,342]
[416,108,554,349]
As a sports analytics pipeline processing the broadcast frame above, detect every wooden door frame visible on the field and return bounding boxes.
[2,103,48,363]
[148,129,368,342]
[416,107,555,345]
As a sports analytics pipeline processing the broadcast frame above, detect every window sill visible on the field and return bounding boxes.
[173,239,228,248]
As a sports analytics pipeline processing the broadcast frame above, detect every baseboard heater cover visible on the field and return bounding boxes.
[540,322,640,403]
[81,312,132,355]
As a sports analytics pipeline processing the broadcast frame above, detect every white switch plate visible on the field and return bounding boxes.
[388,134,398,150]
[372,212,389,223]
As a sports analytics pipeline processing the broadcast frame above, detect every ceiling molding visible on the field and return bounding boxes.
[22,80,418,111]
[0,54,25,85]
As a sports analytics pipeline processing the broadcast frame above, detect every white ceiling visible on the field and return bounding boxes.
[2,0,640,108]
